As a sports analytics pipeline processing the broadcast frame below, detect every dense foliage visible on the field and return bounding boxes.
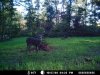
[0,0,100,41]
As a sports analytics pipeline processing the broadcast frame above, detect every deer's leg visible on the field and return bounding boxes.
[35,45,38,50]
[27,44,31,51]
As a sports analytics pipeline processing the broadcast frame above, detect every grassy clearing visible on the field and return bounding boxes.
[0,37,100,70]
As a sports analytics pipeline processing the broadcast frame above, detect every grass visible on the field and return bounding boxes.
[0,37,100,70]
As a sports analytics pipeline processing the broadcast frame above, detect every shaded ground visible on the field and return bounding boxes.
[0,37,100,70]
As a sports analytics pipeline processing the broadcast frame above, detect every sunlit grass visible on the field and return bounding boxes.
[0,37,100,70]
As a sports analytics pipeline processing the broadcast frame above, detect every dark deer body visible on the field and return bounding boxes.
[26,37,50,51]
[26,37,41,50]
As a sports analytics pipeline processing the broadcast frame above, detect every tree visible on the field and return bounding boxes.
[52,0,59,24]
[42,0,55,36]
[60,0,73,37]
[0,0,13,40]
[0,0,22,41]
[24,0,36,36]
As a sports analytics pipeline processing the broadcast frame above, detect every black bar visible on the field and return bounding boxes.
[0,70,27,75]
[0,70,99,75]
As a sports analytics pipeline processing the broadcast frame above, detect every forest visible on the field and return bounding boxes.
[0,0,100,70]
[0,0,100,40]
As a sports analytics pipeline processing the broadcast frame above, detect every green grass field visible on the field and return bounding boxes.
[0,37,100,70]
